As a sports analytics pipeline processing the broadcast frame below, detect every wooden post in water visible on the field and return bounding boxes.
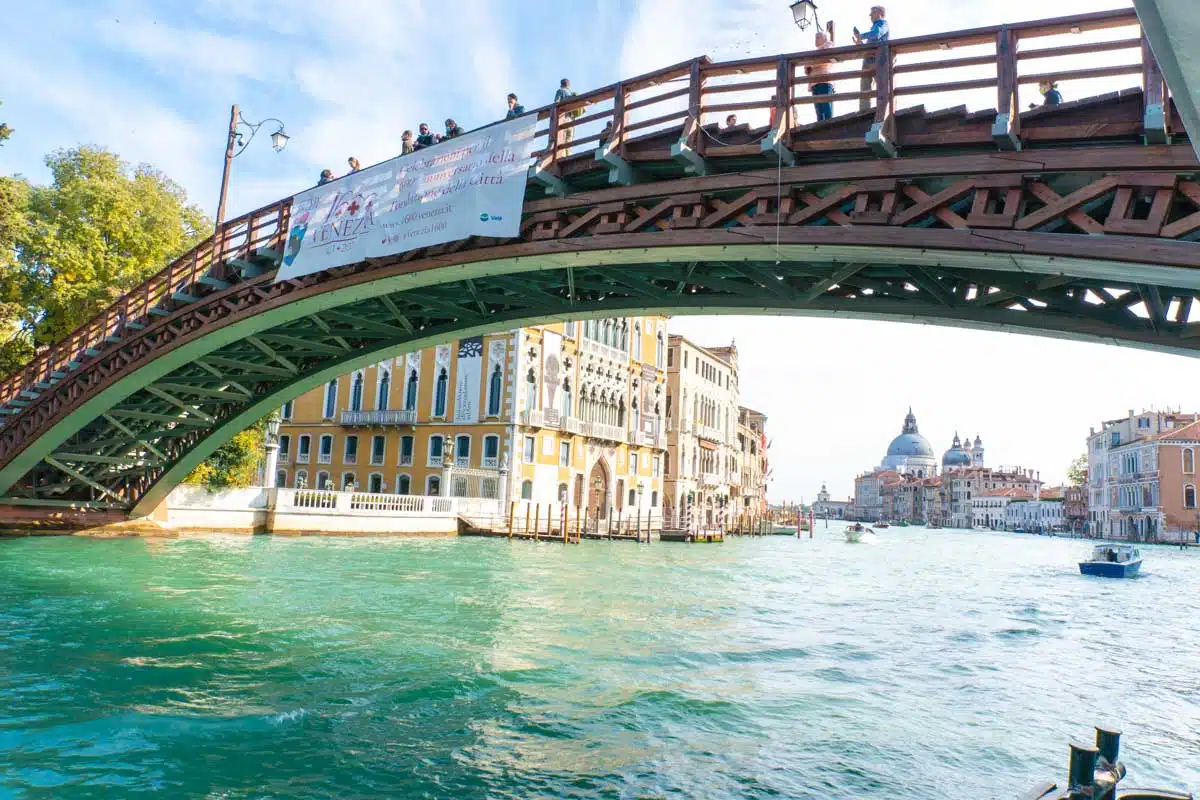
[507,500,515,539]
[637,509,643,542]
[525,502,532,538]
[561,504,568,544]
[607,510,612,539]
[533,504,540,540]
[1068,743,1099,789]
[576,505,582,542]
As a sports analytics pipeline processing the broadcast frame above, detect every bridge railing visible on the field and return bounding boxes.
[532,7,1151,164]
[0,198,290,407]
[0,8,1163,412]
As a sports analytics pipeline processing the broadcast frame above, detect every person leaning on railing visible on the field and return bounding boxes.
[554,78,582,154]
[805,21,837,122]
[506,93,525,119]
[852,5,889,112]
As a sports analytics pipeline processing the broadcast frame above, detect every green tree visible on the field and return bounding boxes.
[0,175,33,375]
[185,423,266,489]
[10,145,208,357]
[1066,453,1088,485]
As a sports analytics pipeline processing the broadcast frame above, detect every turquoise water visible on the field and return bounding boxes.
[1,529,1197,799]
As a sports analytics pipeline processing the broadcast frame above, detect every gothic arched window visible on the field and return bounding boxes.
[377,370,390,411]
[405,370,418,411]
[350,373,364,412]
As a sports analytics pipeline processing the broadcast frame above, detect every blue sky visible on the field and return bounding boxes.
[9,0,1191,503]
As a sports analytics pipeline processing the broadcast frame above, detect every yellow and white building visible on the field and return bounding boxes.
[276,316,669,518]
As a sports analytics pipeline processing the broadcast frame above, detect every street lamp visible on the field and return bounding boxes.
[215,104,290,231]
[263,414,283,487]
[789,0,820,31]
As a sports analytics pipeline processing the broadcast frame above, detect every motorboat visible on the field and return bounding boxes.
[875,521,890,529]
[1079,544,1142,578]
[844,523,876,544]
[769,524,798,535]
[897,520,910,528]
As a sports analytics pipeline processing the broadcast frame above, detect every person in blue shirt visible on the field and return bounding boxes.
[852,6,890,112]
[506,93,525,119]
[317,169,334,186]
[415,123,438,149]
[1038,81,1063,106]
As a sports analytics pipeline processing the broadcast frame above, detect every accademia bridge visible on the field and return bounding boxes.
[1,7,1199,519]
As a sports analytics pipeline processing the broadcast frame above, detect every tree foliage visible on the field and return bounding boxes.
[185,424,265,490]
[1066,453,1088,486]
[0,146,209,380]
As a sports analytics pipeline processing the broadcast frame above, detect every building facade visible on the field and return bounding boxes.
[813,483,849,519]
[663,337,765,529]
[277,316,670,519]
[1063,484,1087,531]
[1086,409,1200,539]
[945,466,1041,528]
[971,487,1033,529]
[1005,492,1065,532]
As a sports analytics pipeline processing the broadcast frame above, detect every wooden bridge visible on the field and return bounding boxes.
[1,7,1198,519]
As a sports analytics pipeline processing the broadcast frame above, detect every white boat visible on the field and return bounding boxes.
[844,523,876,544]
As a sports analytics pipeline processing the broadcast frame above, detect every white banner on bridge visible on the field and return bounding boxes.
[275,116,537,282]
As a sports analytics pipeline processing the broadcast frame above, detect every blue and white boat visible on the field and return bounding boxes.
[1079,544,1142,578]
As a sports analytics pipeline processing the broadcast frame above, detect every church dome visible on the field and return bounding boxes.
[942,433,972,468]
[888,433,934,458]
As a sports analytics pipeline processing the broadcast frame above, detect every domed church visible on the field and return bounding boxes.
[880,408,938,478]
[942,432,985,471]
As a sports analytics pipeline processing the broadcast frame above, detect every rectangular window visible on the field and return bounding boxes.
[371,435,385,465]
[668,348,673,367]
[630,452,639,474]
[524,435,535,463]
[278,435,290,459]
[1111,431,1120,446]
[344,435,359,465]
[399,435,414,466]
[281,401,293,420]
[428,435,444,466]
[318,435,333,464]
[683,351,688,368]
[653,455,661,476]
[298,435,311,462]
[559,441,570,467]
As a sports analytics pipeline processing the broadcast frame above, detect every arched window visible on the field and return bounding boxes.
[618,399,626,427]
[275,469,287,488]
[603,319,613,347]
[558,483,568,504]
[316,471,331,490]
[631,399,640,434]
[561,378,572,418]
[521,480,533,500]
[377,370,390,410]
[483,435,500,467]
[323,380,338,418]
[434,368,449,417]
[318,434,333,463]
[404,369,418,411]
[1185,448,1195,474]
[368,473,384,493]
[455,434,471,466]
[396,474,411,495]
[1186,484,1196,509]
[297,434,311,463]
[342,472,357,491]
[294,470,308,489]
[525,368,537,412]
[427,475,441,496]
[350,372,364,412]
[487,364,502,416]
[633,323,642,360]
[428,435,444,466]
[656,332,665,366]
[619,319,628,352]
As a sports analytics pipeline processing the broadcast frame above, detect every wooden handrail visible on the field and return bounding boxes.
[0,6,1155,410]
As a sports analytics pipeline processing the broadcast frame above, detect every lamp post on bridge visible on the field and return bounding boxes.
[214,104,290,231]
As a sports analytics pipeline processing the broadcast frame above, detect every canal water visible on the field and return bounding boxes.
[1,528,1197,799]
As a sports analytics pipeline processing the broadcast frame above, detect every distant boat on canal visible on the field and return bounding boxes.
[844,523,876,544]
[1079,544,1142,578]
[875,521,890,529]
[769,524,798,535]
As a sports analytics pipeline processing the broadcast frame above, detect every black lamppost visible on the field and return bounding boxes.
[215,104,289,231]
[789,0,821,31]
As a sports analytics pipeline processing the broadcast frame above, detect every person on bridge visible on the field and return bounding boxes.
[852,6,889,112]
[401,130,415,155]
[806,21,837,122]
[347,156,361,173]
[506,93,526,119]
[1038,80,1063,106]
[318,169,334,186]
[444,118,466,139]
[725,114,738,130]
[416,123,438,149]
[555,78,581,153]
